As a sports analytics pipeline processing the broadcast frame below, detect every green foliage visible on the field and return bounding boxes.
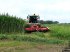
[48,24,70,40]
[0,13,25,33]
[0,34,64,44]
[0,14,69,45]
[0,34,8,40]
[33,32,45,38]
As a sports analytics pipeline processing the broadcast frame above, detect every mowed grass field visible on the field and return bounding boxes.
[0,24,70,52]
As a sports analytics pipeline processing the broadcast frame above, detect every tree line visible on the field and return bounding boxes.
[38,20,59,24]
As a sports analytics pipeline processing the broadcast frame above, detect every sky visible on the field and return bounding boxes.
[0,0,70,23]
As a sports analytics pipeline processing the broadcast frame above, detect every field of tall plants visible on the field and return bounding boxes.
[0,24,69,52]
[0,14,70,52]
[0,14,70,44]
[47,24,70,40]
[0,13,25,33]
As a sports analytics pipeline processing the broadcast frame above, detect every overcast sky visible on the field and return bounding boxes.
[0,0,70,23]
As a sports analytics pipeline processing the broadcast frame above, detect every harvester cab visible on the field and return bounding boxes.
[27,14,40,23]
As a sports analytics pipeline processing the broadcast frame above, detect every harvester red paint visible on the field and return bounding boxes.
[24,14,49,32]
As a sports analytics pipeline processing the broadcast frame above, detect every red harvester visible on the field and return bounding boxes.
[24,14,49,32]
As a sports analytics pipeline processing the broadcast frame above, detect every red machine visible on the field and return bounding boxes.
[24,14,49,32]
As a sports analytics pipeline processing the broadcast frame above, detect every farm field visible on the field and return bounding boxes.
[0,0,70,52]
[0,24,70,52]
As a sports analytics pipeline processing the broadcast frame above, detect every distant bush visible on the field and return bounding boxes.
[0,13,25,33]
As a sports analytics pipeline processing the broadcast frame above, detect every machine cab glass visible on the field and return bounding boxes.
[27,14,40,23]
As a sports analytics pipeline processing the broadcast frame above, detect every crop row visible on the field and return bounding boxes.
[0,14,25,33]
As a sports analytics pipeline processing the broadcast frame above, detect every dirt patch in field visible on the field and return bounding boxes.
[0,44,66,52]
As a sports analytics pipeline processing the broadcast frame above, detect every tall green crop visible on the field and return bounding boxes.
[0,13,25,33]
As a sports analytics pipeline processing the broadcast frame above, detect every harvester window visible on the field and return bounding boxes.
[29,16,38,23]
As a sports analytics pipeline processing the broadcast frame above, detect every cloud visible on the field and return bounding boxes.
[46,0,70,11]
[0,0,70,23]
